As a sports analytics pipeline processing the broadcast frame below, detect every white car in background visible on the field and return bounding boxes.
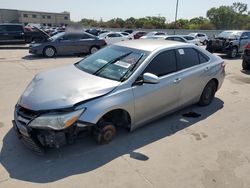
[99,32,129,44]
[118,32,134,40]
[144,35,200,46]
[189,33,209,45]
[182,35,201,46]
[140,31,167,39]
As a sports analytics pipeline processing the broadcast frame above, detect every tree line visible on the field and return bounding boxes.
[77,2,250,30]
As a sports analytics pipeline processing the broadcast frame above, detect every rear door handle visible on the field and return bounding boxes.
[173,78,182,84]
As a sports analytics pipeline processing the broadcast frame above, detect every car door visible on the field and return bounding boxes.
[56,33,80,54]
[175,48,211,107]
[76,33,96,53]
[0,25,7,43]
[5,25,25,43]
[239,32,250,52]
[132,50,181,127]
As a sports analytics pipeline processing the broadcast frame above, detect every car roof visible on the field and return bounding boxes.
[115,39,191,52]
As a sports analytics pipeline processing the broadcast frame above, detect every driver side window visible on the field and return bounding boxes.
[143,50,177,77]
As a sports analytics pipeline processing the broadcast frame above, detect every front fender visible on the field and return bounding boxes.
[77,87,135,126]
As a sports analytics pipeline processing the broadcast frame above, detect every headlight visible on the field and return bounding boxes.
[29,109,85,130]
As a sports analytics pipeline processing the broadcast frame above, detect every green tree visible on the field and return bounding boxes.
[207,2,250,29]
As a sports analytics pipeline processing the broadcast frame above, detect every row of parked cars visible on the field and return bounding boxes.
[0,23,250,69]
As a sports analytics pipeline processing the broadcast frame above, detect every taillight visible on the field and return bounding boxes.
[245,43,250,49]
[221,62,226,69]
[101,39,107,46]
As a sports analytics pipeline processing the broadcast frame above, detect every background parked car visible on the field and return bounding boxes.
[206,30,250,58]
[124,29,133,34]
[189,33,209,45]
[118,32,134,40]
[98,30,109,35]
[85,28,100,36]
[182,35,201,45]
[0,23,50,44]
[140,31,167,39]
[98,32,129,44]
[132,31,147,39]
[144,35,200,45]
[29,31,106,57]
[242,43,250,70]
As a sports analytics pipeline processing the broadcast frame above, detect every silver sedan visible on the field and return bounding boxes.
[14,40,225,153]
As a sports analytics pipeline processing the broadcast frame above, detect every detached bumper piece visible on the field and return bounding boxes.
[12,120,45,155]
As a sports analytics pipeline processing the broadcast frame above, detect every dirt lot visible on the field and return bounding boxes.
[0,49,250,188]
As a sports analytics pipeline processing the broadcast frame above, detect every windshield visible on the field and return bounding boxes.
[183,36,194,40]
[49,32,65,41]
[218,31,242,39]
[76,45,149,81]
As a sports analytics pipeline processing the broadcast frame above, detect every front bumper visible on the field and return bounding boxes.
[12,120,45,155]
[206,40,234,54]
[13,105,91,154]
[29,48,39,55]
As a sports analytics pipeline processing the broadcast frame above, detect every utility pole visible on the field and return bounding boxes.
[174,0,179,35]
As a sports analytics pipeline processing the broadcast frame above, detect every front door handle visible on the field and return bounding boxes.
[204,67,210,71]
[173,78,182,84]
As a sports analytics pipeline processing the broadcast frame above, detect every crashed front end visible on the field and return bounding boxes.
[13,104,89,155]
[206,38,235,54]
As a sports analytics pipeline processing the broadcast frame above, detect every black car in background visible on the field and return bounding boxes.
[242,43,250,70]
[0,23,50,44]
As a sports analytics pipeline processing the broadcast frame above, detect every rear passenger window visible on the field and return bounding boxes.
[0,25,6,32]
[6,25,23,32]
[198,52,209,64]
[143,50,177,77]
[176,48,199,70]
[81,34,92,39]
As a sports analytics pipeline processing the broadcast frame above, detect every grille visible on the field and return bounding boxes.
[16,105,39,126]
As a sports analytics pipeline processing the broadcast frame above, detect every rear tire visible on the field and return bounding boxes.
[228,47,237,58]
[199,80,217,106]
[89,46,99,54]
[94,122,116,144]
[242,60,250,70]
[43,46,56,58]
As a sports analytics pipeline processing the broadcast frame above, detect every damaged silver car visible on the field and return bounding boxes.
[13,40,225,154]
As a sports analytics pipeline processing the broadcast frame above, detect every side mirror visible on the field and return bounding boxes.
[143,73,160,84]
[133,73,160,86]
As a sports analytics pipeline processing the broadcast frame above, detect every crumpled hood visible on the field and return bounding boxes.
[19,65,120,111]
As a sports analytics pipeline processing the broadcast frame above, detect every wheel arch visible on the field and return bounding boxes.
[97,108,132,130]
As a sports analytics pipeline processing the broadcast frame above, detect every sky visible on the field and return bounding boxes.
[1,0,250,22]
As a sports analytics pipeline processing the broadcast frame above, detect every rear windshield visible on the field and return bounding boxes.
[76,45,149,81]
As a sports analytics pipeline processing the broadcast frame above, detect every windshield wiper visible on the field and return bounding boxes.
[93,52,132,75]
